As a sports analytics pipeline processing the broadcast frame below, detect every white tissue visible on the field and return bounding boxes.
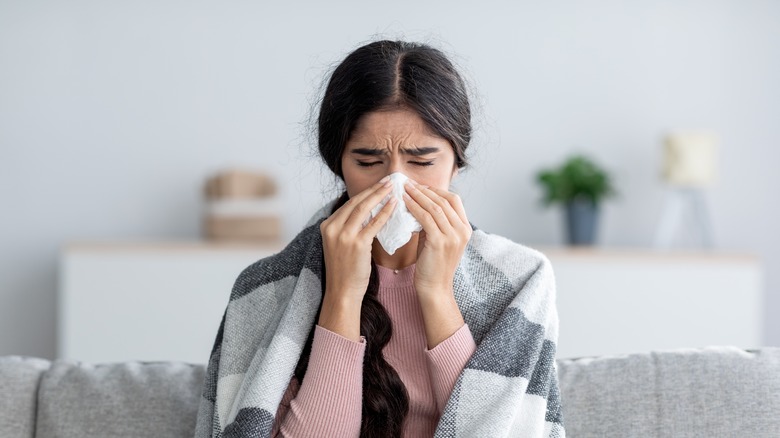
[363,172,422,255]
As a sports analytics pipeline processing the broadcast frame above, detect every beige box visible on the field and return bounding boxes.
[204,169,277,199]
[204,216,282,242]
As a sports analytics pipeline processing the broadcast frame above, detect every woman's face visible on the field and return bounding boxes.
[341,108,458,198]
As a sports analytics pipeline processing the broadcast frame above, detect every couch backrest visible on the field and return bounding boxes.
[0,356,51,438]
[556,346,780,438]
[36,359,205,438]
[0,356,206,438]
[4,346,780,437]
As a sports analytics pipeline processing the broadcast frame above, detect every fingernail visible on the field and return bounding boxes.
[420,185,429,190]
[380,175,390,183]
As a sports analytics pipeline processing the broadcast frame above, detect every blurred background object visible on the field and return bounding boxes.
[654,131,718,249]
[535,154,617,246]
[203,169,283,243]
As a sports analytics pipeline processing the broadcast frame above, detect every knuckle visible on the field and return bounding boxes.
[323,228,337,241]
[336,234,350,246]
[353,202,370,215]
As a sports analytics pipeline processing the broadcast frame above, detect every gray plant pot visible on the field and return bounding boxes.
[565,198,599,245]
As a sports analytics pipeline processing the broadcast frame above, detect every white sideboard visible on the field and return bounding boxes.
[535,246,764,359]
[58,241,284,364]
[58,242,763,363]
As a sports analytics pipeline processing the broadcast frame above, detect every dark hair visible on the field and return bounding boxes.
[294,40,472,437]
[319,39,471,178]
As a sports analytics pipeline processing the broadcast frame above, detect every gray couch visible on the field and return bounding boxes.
[2,346,779,437]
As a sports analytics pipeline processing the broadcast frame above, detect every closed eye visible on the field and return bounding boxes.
[356,161,434,167]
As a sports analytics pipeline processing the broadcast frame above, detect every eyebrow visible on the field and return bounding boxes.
[349,146,440,157]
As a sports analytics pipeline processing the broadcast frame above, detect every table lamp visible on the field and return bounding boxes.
[653,131,718,248]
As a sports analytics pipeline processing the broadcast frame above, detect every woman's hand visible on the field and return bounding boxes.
[403,180,472,348]
[318,178,397,341]
[403,180,472,295]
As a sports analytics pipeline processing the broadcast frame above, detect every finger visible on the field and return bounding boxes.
[423,186,469,226]
[343,183,395,231]
[360,195,397,238]
[404,181,452,234]
[415,185,464,231]
[329,178,392,226]
[403,187,444,236]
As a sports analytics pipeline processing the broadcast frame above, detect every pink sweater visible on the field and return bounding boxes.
[271,263,477,437]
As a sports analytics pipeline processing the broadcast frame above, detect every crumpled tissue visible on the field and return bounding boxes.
[363,172,422,255]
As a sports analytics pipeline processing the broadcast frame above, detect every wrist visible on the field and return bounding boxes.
[417,294,465,349]
[318,291,363,342]
[416,284,454,301]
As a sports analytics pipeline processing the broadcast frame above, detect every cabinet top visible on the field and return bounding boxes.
[63,240,287,253]
[531,245,759,264]
[63,240,759,263]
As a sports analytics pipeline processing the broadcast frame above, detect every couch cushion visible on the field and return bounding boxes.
[0,356,52,438]
[36,359,206,438]
[557,346,780,438]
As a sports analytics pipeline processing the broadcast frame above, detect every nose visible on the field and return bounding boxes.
[387,155,405,176]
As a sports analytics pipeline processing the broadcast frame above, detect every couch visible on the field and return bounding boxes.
[2,346,779,437]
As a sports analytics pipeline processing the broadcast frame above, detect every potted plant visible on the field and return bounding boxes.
[535,154,617,245]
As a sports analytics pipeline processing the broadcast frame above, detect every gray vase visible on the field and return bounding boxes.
[565,198,599,245]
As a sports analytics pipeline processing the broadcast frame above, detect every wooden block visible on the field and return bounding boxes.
[204,169,277,199]
[203,216,282,242]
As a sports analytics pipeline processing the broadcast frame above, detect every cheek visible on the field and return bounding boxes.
[342,167,373,198]
[410,168,452,190]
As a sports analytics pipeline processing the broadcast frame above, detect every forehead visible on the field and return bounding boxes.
[349,108,443,142]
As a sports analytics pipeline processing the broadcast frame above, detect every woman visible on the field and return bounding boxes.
[196,40,565,438]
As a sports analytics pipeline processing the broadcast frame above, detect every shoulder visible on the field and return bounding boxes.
[466,226,554,280]
[456,226,558,343]
[228,221,325,302]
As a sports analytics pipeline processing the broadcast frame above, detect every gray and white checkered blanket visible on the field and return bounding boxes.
[195,198,565,437]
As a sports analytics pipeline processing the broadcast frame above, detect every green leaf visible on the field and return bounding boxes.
[534,154,617,207]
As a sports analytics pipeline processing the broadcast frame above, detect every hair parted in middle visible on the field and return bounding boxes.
[294,39,472,438]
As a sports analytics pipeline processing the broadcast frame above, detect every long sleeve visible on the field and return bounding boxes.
[273,325,366,437]
[272,265,479,437]
[424,323,477,413]
[374,263,480,436]
[434,245,566,437]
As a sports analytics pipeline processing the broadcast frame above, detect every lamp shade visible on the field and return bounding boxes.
[662,131,718,187]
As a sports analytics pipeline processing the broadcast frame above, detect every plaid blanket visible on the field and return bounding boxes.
[195,198,565,437]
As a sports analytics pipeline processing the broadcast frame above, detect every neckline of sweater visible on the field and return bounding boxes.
[375,263,416,288]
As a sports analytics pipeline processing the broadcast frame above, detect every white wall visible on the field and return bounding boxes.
[2,0,778,359]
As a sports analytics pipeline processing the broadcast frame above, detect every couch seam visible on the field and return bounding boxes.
[31,359,52,438]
